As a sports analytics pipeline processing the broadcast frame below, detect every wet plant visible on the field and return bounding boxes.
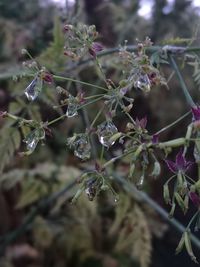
[1,22,200,263]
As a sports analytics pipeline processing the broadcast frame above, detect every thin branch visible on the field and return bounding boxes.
[114,175,200,250]
[66,45,200,72]
[154,110,191,136]
[169,55,195,107]
[1,173,200,254]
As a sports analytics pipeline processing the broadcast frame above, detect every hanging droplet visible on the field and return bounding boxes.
[85,178,97,201]
[136,174,145,190]
[24,128,45,153]
[24,77,43,101]
[193,145,200,163]
[66,94,78,117]
[134,74,151,93]
[97,121,118,148]
[85,186,96,201]
[73,134,91,160]
[24,133,39,152]
[114,196,120,203]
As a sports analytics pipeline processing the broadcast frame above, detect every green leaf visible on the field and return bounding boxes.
[16,179,48,208]
[38,16,65,71]
[0,126,21,173]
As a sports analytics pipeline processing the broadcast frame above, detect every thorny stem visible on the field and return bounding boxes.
[169,55,195,108]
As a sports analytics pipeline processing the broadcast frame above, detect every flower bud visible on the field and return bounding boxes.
[151,161,161,178]
[21,48,28,55]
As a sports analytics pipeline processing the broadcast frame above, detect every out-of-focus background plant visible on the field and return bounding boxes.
[1,1,200,267]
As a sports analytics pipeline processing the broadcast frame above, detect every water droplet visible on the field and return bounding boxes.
[24,128,45,152]
[73,134,91,160]
[24,77,43,101]
[194,145,200,163]
[85,186,96,201]
[85,177,97,200]
[66,94,78,117]
[134,74,151,93]
[136,174,145,190]
[97,121,118,147]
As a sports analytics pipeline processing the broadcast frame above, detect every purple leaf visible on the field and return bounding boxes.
[165,160,177,173]
[192,106,200,121]
[176,149,185,170]
[189,192,200,208]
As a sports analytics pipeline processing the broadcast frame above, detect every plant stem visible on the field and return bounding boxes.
[100,146,104,163]
[169,55,195,107]
[47,95,104,126]
[114,174,200,250]
[4,112,34,125]
[53,74,108,92]
[85,94,104,99]
[90,105,104,128]
[159,137,186,148]
[124,111,135,124]
[47,114,66,126]
[103,145,143,168]
[67,45,200,72]
[154,110,191,136]
[187,210,200,229]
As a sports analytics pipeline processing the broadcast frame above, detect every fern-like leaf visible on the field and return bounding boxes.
[0,126,21,173]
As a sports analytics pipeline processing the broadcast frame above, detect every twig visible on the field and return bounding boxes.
[66,45,200,71]
[154,110,191,136]
[169,55,195,107]
[114,175,200,250]
[1,174,200,254]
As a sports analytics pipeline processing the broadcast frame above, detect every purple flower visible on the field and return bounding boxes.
[192,106,200,121]
[89,42,104,57]
[41,71,53,84]
[135,117,147,129]
[165,149,193,174]
[189,192,200,208]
